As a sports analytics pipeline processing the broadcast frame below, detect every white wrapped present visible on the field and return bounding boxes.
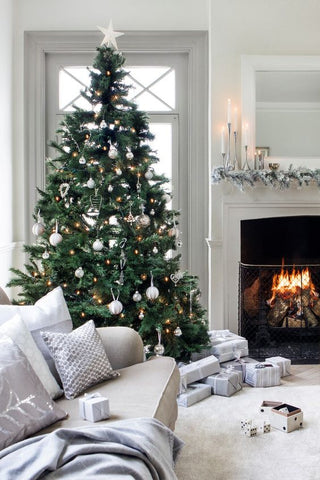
[79,393,110,422]
[177,382,211,407]
[265,356,291,377]
[245,362,281,387]
[179,355,220,387]
[220,357,257,381]
[270,403,303,433]
[210,336,249,363]
[201,370,242,397]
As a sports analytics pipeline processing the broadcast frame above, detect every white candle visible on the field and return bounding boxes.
[243,122,249,146]
[233,107,238,132]
[227,98,231,124]
[221,126,226,154]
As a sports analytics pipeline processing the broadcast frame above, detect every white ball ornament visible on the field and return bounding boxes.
[42,250,50,260]
[49,221,63,247]
[108,185,114,192]
[162,193,171,203]
[108,146,118,159]
[87,177,95,188]
[115,167,122,176]
[126,150,134,160]
[79,156,86,164]
[75,267,84,279]
[108,300,123,315]
[133,291,142,302]
[174,326,182,337]
[32,222,45,236]
[146,273,159,301]
[32,210,45,236]
[137,213,151,228]
[93,239,104,251]
[144,168,153,180]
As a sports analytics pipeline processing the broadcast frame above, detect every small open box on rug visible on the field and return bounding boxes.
[270,403,303,432]
[259,400,283,414]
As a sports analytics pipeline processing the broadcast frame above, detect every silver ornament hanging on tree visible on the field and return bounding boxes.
[87,177,96,189]
[154,326,165,356]
[93,239,104,251]
[32,210,45,236]
[133,290,142,302]
[108,145,118,159]
[49,220,63,247]
[75,267,84,278]
[136,205,150,228]
[126,149,134,160]
[146,272,159,300]
[174,326,182,337]
[108,288,123,315]
[42,249,50,260]
[144,168,154,180]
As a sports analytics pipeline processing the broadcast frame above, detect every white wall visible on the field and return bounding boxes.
[0,0,15,294]
[210,0,320,330]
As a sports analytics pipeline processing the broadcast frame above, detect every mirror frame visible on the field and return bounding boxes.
[241,54,320,165]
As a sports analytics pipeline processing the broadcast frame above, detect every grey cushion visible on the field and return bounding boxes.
[0,336,67,450]
[0,287,11,305]
[41,320,119,399]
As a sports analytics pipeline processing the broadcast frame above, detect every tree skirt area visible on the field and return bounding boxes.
[174,377,320,480]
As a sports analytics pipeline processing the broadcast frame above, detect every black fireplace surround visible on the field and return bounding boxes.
[239,216,320,363]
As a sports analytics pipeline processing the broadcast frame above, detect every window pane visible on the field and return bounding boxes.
[59,67,91,111]
[134,91,172,111]
[149,123,172,202]
[149,70,175,109]
[127,66,171,87]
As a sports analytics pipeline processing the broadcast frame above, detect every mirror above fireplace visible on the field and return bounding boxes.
[241,55,320,168]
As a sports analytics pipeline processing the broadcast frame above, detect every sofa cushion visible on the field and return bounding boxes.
[0,314,62,399]
[37,356,180,435]
[0,287,73,378]
[41,320,119,399]
[0,287,11,305]
[0,336,67,450]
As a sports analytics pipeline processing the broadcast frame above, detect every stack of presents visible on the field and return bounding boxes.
[177,330,291,408]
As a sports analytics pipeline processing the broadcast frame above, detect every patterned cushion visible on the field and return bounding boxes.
[41,320,119,399]
[0,336,67,450]
[0,314,62,399]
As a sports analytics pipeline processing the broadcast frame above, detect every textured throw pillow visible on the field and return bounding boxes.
[41,320,119,399]
[0,336,67,450]
[0,314,62,399]
[0,287,11,305]
[0,287,73,378]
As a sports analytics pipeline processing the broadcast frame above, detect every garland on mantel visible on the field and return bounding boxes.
[211,165,320,191]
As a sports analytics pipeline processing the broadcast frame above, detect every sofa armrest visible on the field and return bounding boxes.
[97,326,144,370]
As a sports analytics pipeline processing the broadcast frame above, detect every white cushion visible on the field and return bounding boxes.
[0,287,73,378]
[0,314,62,399]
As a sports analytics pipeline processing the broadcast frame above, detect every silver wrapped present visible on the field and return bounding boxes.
[177,382,212,407]
[209,336,249,363]
[265,356,291,377]
[245,362,281,387]
[201,370,242,397]
[79,393,110,422]
[179,355,220,387]
[220,357,257,381]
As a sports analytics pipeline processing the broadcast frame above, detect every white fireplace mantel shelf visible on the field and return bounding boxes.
[211,166,320,191]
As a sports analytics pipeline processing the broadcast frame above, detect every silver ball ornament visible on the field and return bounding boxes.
[146,285,159,301]
[138,311,145,320]
[42,250,50,260]
[174,326,182,336]
[108,299,123,315]
[93,239,104,251]
[87,177,95,188]
[136,214,151,228]
[126,150,134,160]
[75,267,84,278]
[49,232,63,247]
[154,343,165,356]
[108,185,114,192]
[108,146,118,159]
[79,156,86,164]
[133,291,142,302]
[145,169,153,180]
[32,222,45,236]
[115,167,122,176]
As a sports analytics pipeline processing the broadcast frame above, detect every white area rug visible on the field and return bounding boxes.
[174,378,320,480]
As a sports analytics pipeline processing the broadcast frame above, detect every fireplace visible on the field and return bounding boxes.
[239,216,320,363]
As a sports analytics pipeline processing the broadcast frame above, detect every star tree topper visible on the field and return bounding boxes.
[97,20,124,50]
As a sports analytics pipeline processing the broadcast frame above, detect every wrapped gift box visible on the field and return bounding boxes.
[191,331,248,362]
[179,355,220,387]
[265,356,291,377]
[210,337,249,363]
[177,382,212,407]
[201,370,242,397]
[245,363,281,387]
[220,357,257,381]
[270,403,303,432]
[79,393,110,422]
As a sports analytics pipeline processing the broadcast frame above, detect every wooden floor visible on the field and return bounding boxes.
[284,364,320,386]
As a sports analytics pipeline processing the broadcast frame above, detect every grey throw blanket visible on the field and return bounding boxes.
[0,417,184,479]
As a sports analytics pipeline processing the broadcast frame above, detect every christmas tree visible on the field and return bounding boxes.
[8,22,209,361]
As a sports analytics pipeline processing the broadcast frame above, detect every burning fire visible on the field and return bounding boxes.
[270,266,316,303]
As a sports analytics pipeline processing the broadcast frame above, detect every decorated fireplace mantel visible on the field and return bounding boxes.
[211,166,320,191]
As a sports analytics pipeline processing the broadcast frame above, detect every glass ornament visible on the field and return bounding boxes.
[174,326,182,336]
[75,267,84,278]
[87,177,95,189]
[133,291,142,302]
[49,220,63,247]
[93,239,104,251]
[146,273,159,300]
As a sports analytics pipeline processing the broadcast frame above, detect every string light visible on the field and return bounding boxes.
[106,70,111,76]
[76,289,81,295]
[164,276,169,282]
[81,312,86,318]
[134,249,139,255]
[63,283,68,288]
[93,277,98,283]
[72,151,78,158]
[47,280,52,286]
[69,249,75,255]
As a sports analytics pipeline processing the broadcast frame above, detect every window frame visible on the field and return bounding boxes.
[24,30,209,310]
